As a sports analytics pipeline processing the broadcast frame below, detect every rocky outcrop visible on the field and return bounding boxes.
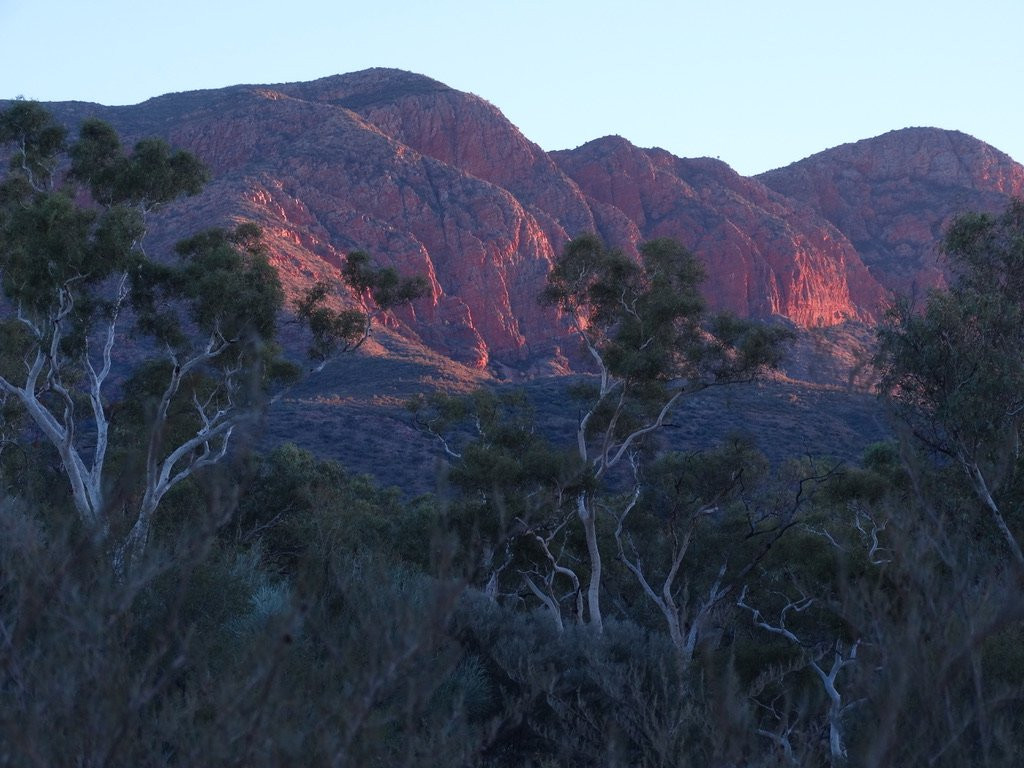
[554,137,886,325]
[280,70,597,244]
[758,128,1024,296]
[21,72,1024,374]
[82,80,568,368]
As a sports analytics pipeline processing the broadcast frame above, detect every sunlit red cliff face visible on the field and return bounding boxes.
[551,138,886,326]
[28,69,1024,373]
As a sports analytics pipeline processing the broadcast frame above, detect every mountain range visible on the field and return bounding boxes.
[22,68,1024,376]
[7,69,1024,483]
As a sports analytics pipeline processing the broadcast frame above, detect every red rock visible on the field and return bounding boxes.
[553,138,886,325]
[21,74,1024,374]
[758,128,1024,296]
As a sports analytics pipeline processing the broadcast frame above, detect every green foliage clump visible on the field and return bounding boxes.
[233,443,441,572]
[296,251,429,363]
[877,200,1024,565]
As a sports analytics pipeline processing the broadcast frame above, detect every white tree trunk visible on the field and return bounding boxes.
[964,457,1024,566]
[577,493,603,633]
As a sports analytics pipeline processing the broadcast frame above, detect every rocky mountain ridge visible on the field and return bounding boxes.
[11,68,1024,378]
[757,127,1024,298]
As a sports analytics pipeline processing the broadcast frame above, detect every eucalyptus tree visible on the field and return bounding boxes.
[295,250,428,368]
[0,102,423,572]
[0,102,285,570]
[614,439,760,660]
[538,234,791,632]
[876,201,1024,567]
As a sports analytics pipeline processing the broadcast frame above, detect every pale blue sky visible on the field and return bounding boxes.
[1,0,1021,175]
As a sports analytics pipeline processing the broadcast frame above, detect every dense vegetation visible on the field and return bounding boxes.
[1,106,1023,767]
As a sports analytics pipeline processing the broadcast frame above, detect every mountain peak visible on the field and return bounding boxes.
[766,127,1020,178]
[277,68,454,108]
[758,127,1024,296]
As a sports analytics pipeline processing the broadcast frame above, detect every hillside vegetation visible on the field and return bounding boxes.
[1,105,1023,767]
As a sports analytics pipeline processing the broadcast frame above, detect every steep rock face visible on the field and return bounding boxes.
[279,70,596,244]
[758,128,1024,295]
[554,137,886,325]
[50,83,567,368]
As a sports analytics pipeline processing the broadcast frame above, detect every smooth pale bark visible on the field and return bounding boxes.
[0,282,122,535]
[576,492,604,633]
[2,286,244,574]
[614,486,729,662]
[961,454,1024,567]
[569,329,691,634]
[739,587,859,767]
[524,525,584,630]
[523,575,564,633]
